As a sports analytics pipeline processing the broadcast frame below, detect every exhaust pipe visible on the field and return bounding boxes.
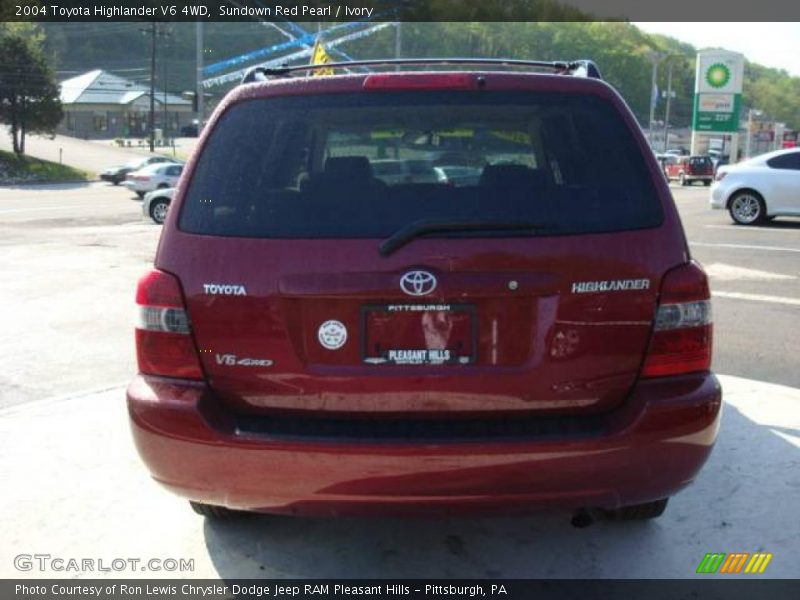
[571,509,594,528]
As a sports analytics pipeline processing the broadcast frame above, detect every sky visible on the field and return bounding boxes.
[634,23,800,77]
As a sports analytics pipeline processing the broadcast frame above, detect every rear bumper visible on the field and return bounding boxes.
[127,373,722,516]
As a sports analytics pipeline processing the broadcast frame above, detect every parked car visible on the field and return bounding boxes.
[142,187,174,224]
[711,147,800,225]
[664,147,689,156]
[129,59,720,523]
[100,156,175,185]
[664,155,714,186]
[371,159,447,185]
[434,165,482,187]
[122,162,183,198]
[711,155,729,175]
[370,159,411,185]
[654,153,669,178]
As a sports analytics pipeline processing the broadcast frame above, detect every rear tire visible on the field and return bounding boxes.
[604,498,668,521]
[728,191,766,225]
[703,180,711,187]
[136,191,145,199]
[190,501,250,519]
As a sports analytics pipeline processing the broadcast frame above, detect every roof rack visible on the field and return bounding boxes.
[241,58,602,84]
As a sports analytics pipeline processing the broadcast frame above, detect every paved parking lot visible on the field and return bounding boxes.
[0,182,159,407]
[673,186,800,388]
[0,181,798,578]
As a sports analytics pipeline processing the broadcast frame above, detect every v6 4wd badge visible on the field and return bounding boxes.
[215,354,273,367]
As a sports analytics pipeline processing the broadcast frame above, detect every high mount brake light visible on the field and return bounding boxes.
[135,270,203,380]
[363,73,478,91]
[642,261,713,378]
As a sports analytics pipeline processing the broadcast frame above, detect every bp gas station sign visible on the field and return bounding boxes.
[692,50,744,133]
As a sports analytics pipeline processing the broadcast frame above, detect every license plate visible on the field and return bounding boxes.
[361,303,477,365]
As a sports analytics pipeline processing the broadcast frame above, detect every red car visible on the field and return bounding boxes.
[664,155,715,186]
[128,59,720,523]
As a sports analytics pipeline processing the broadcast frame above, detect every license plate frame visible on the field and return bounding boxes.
[360,302,478,366]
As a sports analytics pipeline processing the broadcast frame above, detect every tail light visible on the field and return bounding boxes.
[135,270,203,380]
[641,261,712,378]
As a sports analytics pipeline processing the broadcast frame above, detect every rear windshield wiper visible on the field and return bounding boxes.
[379,219,556,257]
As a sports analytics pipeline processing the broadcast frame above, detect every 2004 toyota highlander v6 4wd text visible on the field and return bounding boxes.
[127,59,721,523]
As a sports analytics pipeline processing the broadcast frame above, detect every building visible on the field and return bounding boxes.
[57,69,194,140]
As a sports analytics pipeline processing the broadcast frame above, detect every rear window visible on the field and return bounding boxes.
[179,91,662,238]
[689,156,712,167]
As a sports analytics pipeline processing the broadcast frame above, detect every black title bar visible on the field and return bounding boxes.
[5,580,800,600]
[3,0,800,22]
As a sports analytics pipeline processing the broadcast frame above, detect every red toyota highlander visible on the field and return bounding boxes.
[128,59,721,523]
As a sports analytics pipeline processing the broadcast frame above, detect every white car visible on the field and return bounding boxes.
[123,162,183,198]
[370,159,447,185]
[711,148,800,225]
[142,187,175,224]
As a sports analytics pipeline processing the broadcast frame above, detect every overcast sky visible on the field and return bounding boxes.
[634,23,800,77]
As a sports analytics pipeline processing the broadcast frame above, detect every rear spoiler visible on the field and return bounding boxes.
[241,58,602,84]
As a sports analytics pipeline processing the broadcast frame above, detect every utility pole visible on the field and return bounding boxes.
[196,21,204,126]
[148,22,156,153]
[395,22,402,70]
[662,60,675,153]
[163,33,168,143]
[142,23,171,151]
[646,51,665,147]
[745,108,762,159]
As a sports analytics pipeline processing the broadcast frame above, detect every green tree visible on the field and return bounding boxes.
[0,24,63,155]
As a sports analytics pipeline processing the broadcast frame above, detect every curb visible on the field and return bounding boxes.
[0,178,100,188]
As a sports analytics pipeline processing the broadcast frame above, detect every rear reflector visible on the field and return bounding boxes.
[642,261,713,378]
[363,73,477,91]
[135,270,203,380]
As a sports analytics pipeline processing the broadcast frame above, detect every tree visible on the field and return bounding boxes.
[0,24,63,155]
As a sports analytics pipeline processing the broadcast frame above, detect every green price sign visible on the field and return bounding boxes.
[692,93,742,133]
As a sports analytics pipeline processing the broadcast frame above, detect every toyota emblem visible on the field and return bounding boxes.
[400,270,437,296]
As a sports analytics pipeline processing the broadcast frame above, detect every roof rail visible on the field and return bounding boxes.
[241,58,602,84]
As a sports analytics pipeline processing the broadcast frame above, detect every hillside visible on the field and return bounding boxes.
[39,21,800,129]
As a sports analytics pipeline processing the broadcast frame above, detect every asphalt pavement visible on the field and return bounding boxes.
[675,185,800,388]
[0,180,798,579]
[0,182,159,407]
